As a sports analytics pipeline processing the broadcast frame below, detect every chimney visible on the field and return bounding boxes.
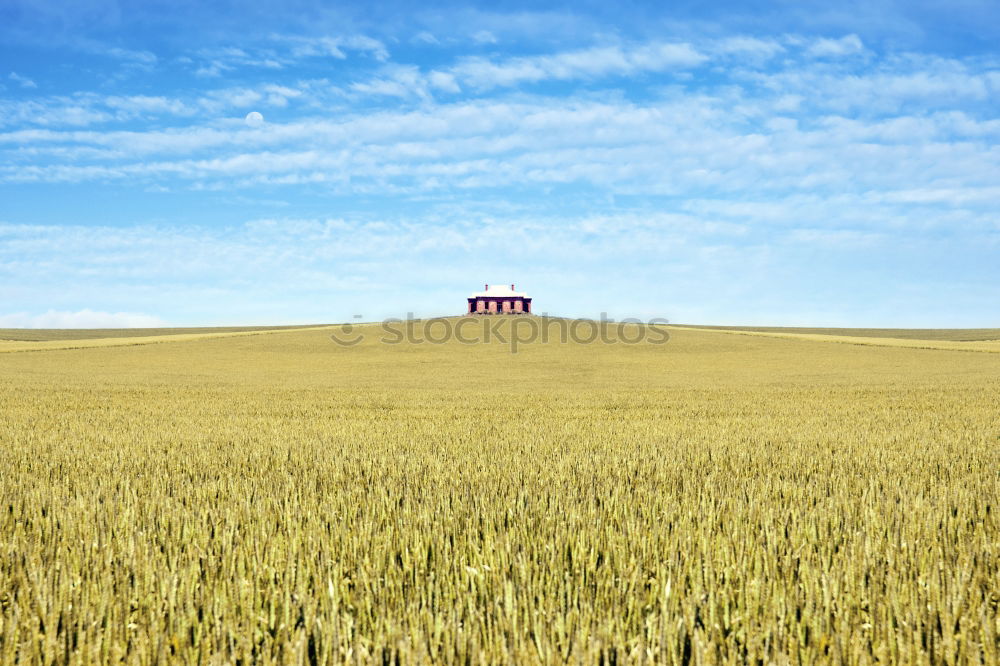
[485,283,488,290]
[511,284,515,290]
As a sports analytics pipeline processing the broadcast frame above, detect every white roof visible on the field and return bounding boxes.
[470,284,528,298]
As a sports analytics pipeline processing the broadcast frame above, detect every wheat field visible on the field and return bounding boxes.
[678,325,1000,342]
[0,325,321,343]
[1,320,998,663]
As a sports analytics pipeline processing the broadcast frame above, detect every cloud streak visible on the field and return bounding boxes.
[0,309,165,329]
[445,42,707,90]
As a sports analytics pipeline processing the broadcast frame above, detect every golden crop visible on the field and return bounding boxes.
[1,321,998,663]
[0,324,320,343]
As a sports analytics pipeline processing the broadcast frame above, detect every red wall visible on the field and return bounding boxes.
[467,297,533,314]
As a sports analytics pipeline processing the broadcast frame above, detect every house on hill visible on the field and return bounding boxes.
[467,284,532,314]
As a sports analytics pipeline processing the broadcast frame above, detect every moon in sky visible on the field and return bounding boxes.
[245,111,264,127]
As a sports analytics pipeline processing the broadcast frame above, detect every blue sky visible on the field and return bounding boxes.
[1,0,998,327]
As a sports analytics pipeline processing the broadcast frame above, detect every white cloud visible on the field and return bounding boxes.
[0,100,112,127]
[805,34,865,58]
[3,209,994,326]
[261,84,302,107]
[200,87,264,110]
[739,55,997,114]
[0,22,997,325]
[103,95,191,115]
[192,48,284,77]
[0,309,166,329]
[787,228,884,247]
[472,30,498,45]
[447,42,706,89]
[0,81,314,129]
[341,35,390,61]
[874,186,1000,206]
[287,36,347,59]
[336,39,711,98]
[9,71,37,88]
[413,31,439,45]
[428,71,461,93]
[188,35,388,76]
[711,36,785,59]
[350,66,432,99]
[1,87,997,206]
[281,34,389,61]
[0,32,997,249]
[102,47,158,67]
